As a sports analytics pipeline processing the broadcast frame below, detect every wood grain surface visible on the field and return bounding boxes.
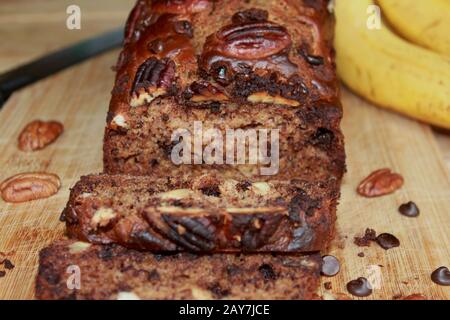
[0,0,449,300]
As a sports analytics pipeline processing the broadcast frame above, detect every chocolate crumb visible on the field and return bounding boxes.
[3,259,14,270]
[226,264,241,276]
[147,269,160,281]
[258,263,277,280]
[324,282,332,290]
[208,282,230,298]
[236,181,251,192]
[357,252,365,258]
[354,228,377,247]
[0,271,5,278]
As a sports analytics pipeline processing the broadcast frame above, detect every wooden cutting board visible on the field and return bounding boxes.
[0,50,448,300]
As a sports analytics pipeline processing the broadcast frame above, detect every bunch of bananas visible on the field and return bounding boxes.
[334,0,450,128]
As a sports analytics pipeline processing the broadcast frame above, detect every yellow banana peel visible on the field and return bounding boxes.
[335,0,450,128]
[378,0,450,56]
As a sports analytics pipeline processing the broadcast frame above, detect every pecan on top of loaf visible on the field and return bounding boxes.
[111,0,338,112]
[198,9,303,106]
[128,13,198,107]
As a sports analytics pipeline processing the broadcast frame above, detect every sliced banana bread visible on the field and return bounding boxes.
[103,0,345,182]
[62,173,339,252]
[35,239,322,300]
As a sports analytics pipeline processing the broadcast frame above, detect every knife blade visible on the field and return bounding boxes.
[0,28,123,108]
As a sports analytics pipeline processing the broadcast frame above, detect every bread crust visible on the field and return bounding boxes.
[62,174,339,252]
[103,0,345,181]
[35,240,321,300]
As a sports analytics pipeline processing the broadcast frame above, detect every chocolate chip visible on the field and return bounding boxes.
[346,277,373,297]
[226,264,241,276]
[321,255,340,277]
[357,252,365,258]
[0,271,5,278]
[148,39,164,54]
[59,210,66,222]
[310,127,335,150]
[304,54,324,66]
[236,181,251,192]
[3,259,14,270]
[324,282,332,290]
[97,246,114,260]
[398,201,420,217]
[147,269,160,281]
[258,263,277,280]
[174,20,193,38]
[431,267,450,286]
[376,233,400,250]
[298,48,324,66]
[208,282,230,298]
[211,63,233,85]
[200,185,221,197]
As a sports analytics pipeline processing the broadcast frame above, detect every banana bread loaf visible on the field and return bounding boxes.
[61,173,339,252]
[103,0,345,181]
[35,239,322,300]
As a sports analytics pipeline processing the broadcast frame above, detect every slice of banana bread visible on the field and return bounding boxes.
[62,173,339,252]
[35,239,321,300]
[103,0,345,182]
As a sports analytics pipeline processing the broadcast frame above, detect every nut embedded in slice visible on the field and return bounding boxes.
[248,92,300,107]
[251,182,271,195]
[68,242,91,254]
[130,57,176,107]
[111,114,129,129]
[90,207,117,229]
[157,189,191,200]
[116,291,141,300]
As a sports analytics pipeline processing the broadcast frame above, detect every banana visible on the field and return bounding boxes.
[334,0,450,129]
[378,0,450,56]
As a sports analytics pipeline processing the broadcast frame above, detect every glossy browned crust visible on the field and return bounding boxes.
[103,0,345,181]
[62,174,339,252]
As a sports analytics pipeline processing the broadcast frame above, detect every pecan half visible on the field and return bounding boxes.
[0,172,61,203]
[131,57,176,107]
[124,0,148,43]
[207,22,292,60]
[200,18,298,92]
[18,120,64,152]
[357,168,404,198]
